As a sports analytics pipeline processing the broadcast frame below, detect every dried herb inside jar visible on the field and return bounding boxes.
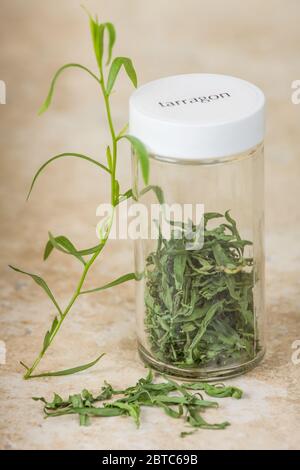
[144,211,258,367]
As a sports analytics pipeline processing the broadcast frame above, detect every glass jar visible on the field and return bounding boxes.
[129,74,265,380]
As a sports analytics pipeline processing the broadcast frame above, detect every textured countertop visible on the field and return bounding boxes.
[0,0,299,450]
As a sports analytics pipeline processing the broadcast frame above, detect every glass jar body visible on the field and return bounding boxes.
[132,144,265,380]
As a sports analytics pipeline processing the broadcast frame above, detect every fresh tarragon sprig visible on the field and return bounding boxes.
[33,369,243,433]
[10,9,149,379]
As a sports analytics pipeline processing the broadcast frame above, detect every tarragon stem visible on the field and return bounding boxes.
[14,12,149,379]
[23,244,107,379]
[23,67,114,379]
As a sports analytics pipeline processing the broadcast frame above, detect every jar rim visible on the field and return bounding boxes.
[143,142,264,167]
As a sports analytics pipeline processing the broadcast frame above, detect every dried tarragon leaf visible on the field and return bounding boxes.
[33,370,243,434]
[144,211,259,367]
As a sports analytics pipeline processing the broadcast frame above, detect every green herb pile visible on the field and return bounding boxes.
[33,370,242,434]
[145,211,257,367]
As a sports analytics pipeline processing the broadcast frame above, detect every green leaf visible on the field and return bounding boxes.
[43,315,59,351]
[118,188,133,203]
[152,395,217,408]
[183,382,243,399]
[212,243,233,268]
[89,21,116,68]
[225,209,241,241]
[77,407,124,417]
[43,238,57,262]
[118,185,164,205]
[80,414,89,426]
[105,22,116,65]
[45,406,125,419]
[187,408,230,430]
[46,233,86,265]
[90,18,99,52]
[107,401,140,427]
[85,9,104,70]
[106,146,113,172]
[33,369,243,429]
[32,393,63,407]
[140,185,165,204]
[27,353,105,378]
[52,393,64,406]
[32,396,47,404]
[160,403,183,419]
[106,57,137,95]
[43,240,54,261]
[9,265,62,316]
[174,254,187,290]
[80,272,136,295]
[76,243,105,256]
[180,430,197,438]
[82,7,116,67]
[182,323,196,333]
[70,394,83,409]
[117,123,129,139]
[27,153,110,200]
[204,212,223,223]
[43,333,51,352]
[44,239,104,260]
[188,302,223,352]
[122,135,149,184]
[38,63,100,115]
[95,24,105,68]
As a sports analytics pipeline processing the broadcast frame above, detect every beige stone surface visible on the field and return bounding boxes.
[0,0,300,450]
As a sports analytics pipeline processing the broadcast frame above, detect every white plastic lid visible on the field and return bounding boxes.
[129,73,265,160]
